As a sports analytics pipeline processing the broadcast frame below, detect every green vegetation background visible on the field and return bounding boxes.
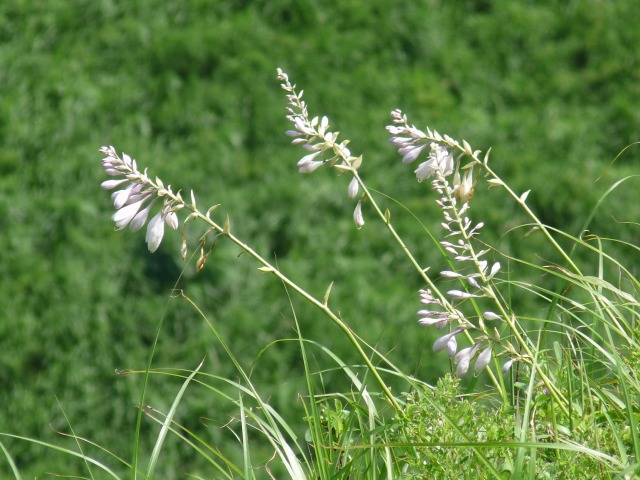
[1,0,638,476]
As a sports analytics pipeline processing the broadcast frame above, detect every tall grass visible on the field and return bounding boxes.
[3,69,639,479]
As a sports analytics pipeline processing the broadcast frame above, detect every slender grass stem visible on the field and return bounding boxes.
[174,194,401,411]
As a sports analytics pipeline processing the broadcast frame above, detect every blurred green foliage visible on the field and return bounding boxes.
[0,0,638,476]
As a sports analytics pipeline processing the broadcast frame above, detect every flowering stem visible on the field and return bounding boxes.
[173,193,401,411]
[431,170,564,405]
[442,145,582,277]
[388,132,572,413]
[349,168,509,395]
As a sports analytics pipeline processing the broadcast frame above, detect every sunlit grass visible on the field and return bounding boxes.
[2,2,640,477]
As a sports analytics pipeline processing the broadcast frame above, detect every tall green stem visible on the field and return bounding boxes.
[176,197,401,411]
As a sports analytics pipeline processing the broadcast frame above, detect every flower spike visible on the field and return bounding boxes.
[99,146,180,252]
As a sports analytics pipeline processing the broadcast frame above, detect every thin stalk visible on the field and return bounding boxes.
[350,169,505,395]
[175,194,400,411]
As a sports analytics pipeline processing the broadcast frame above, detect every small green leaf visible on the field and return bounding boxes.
[483,147,492,165]
[323,282,334,306]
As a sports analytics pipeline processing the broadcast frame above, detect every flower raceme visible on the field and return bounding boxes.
[387,110,511,377]
[277,68,364,228]
[99,74,511,380]
[99,146,181,253]
[387,109,455,182]
[275,71,506,377]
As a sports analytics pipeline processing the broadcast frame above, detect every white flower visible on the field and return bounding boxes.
[353,200,364,229]
[347,176,359,199]
[297,151,324,173]
[129,199,156,232]
[112,197,147,230]
[502,358,515,373]
[145,212,165,253]
[483,311,502,321]
[488,262,501,279]
[165,210,179,230]
[440,270,463,278]
[447,290,481,299]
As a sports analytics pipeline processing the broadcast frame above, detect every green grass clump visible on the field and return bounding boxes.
[394,375,623,479]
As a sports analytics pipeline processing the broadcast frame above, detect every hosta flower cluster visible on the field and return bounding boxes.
[98,72,516,380]
[387,110,508,377]
[99,146,182,252]
[276,68,365,228]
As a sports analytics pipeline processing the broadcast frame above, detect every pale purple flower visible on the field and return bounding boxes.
[278,69,365,229]
[417,310,448,326]
[101,179,128,190]
[99,146,181,253]
[435,319,448,330]
[414,160,439,182]
[144,209,179,252]
[483,311,502,321]
[278,70,357,178]
[454,344,479,366]
[456,354,471,377]
[433,328,462,353]
[387,111,455,181]
[400,144,428,164]
[113,183,143,209]
[446,335,457,357]
[418,316,448,327]
[299,161,324,173]
[419,289,437,304]
[454,343,483,377]
[414,143,454,182]
[474,344,493,373]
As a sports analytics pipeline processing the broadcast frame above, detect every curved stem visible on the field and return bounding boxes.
[178,199,401,411]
